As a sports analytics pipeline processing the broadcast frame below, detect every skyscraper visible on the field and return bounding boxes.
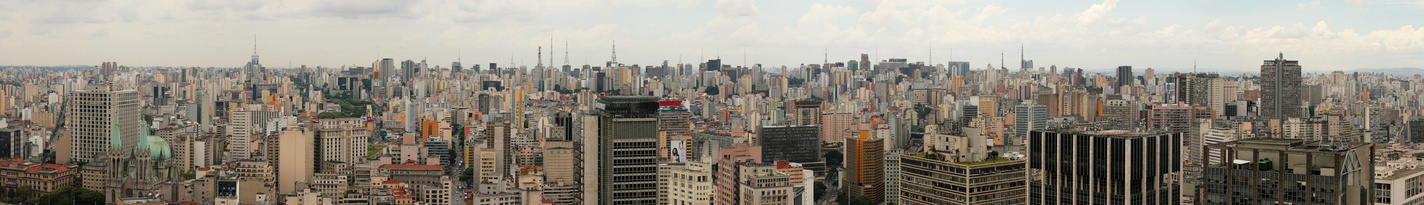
[845,132,885,204]
[596,96,660,205]
[757,125,824,176]
[1116,66,1133,87]
[1260,53,1303,121]
[1028,129,1181,205]
[66,83,141,164]
[1201,138,1372,204]
[1013,101,1047,146]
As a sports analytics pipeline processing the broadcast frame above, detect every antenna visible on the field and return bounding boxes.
[564,41,570,66]
[1020,43,1024,71]
[550,34,555,67]
[611,39,618,66]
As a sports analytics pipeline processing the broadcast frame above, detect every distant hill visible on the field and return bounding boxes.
[1351,67,1424,76]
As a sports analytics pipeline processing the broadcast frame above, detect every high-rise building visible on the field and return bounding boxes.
[67,84,141,164]
[1116,66,1133,87]
[898,148,1026,204]
[715,143,763,205]
[1175,73,1218,105]
[658,160,713,205]
[1013,101,1047,146]
[757,125,825,176]
[845,132,886,204]
[657,100,692,137]
[791,99,822,126]
[312,118,367,173]
[595,96,660,205]
[1028,129,1182,205]
[883,149,903,205]
[737,162,796,205]
[276,126,313,195]
[1260,53,1303,121]
[1201,138,1372,204]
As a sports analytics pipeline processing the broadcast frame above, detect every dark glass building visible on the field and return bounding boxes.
[757,125,825,176]
[1028,129,1181,205]
[596,96,660,205]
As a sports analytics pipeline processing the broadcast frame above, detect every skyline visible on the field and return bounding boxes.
[2,0,1422,71]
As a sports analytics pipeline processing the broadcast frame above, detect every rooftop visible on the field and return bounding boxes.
[379,164,443,171]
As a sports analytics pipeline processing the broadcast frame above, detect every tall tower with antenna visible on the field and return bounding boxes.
[564,41,570,66]
[610,39,618,67]
[538,46,543,68]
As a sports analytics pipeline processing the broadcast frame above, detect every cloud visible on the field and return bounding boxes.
[970,5,1006,23]
[715,0,760,17]
[1077,0,1117,24]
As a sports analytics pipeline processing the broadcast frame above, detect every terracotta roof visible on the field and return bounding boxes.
[391,188,410,199]
[379,164,442,171]
[26,163,69,173]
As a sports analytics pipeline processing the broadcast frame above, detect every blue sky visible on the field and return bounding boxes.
[0,0,1420,72]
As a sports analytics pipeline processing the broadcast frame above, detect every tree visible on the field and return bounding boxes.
[849,195,873,205]
[824,150,844,168]
[460,168,476,182]
[704,86,720,95]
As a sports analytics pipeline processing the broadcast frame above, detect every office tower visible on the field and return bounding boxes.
[791,99,822,126]
[948,61,970,77]
[1028,129,1182,205]
[1013,101,1047,146]
[1260,53,1303,121]
[312,118,368,173]
[706,59,723,71]
[67,84,141,164]
[1116,66,1133,87]
[595,96,660,205]
[883,149,902,205]
[276,126,313,195]
[716,143,762,205]
[737,162,796,205]
[1201,138,1372,204]
[899,144,1026,204]
[758,125,824,177]
[845,132,885,204]
[657,100,692,137]
[543,140,578,184]
[452,61,462,72]
[1175,73,1218,105]
[1148,102,1195,165]
[658,160,713,205]
[821,112,854,143]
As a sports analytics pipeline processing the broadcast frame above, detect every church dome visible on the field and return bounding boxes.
[133,123,173,161]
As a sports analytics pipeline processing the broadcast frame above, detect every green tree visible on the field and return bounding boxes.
[849,195,873,205]
[824,150,844,179]
[704,86,719,95]
[460,168,476,182]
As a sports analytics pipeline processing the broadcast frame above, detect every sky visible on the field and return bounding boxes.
[1,0,1421,72]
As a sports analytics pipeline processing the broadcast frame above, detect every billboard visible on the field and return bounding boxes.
[669,140,687,163]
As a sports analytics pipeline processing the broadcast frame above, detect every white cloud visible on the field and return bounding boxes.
[715,0,760,17]
[1077,0,1117,24]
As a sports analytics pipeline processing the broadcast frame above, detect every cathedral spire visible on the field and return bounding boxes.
[110,124,123,152]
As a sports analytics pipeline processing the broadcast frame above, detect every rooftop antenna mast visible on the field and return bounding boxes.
[611,39,618,66]
[550,34,555,67]
[564,41,570,66]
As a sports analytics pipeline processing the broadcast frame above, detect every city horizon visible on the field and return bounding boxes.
[2,0,1421,71]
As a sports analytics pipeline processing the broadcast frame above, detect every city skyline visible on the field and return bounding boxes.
[1,0,1421,71]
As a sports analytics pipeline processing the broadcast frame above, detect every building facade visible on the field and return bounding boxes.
[595,96,660,205]
[1027,129,1181,205]
[1201,138,1372,204]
